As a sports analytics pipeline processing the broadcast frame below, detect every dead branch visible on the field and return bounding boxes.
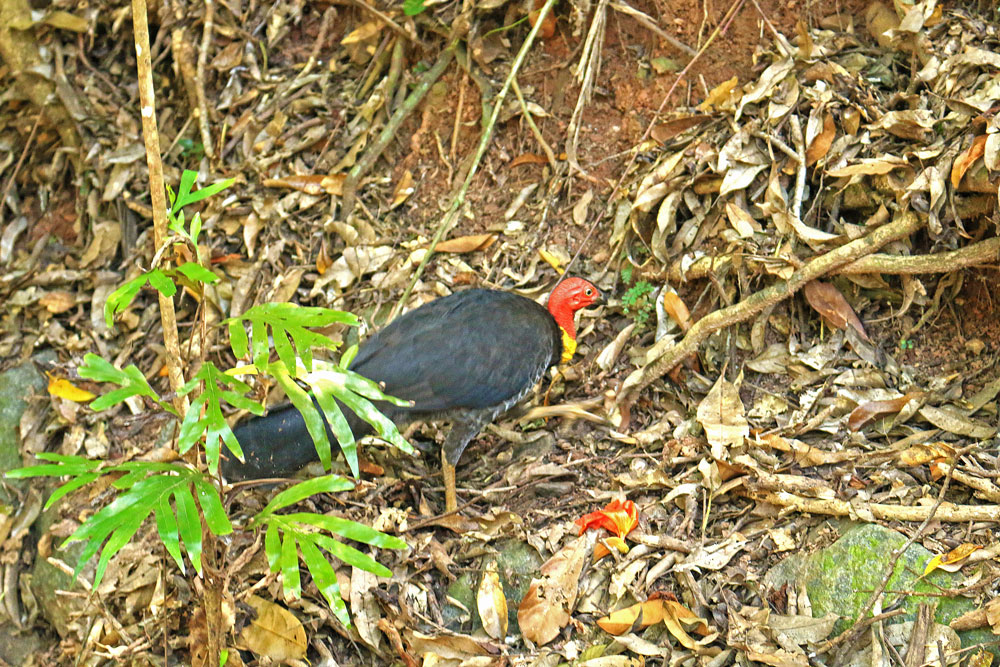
[617,210,926,411]
[835,236,1000,274]
[132,0,188,416]
[742,490,999,523]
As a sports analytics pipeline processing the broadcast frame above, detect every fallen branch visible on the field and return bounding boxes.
[835,236,1000,274]
[743,490,999,523]
[617,210,925,410]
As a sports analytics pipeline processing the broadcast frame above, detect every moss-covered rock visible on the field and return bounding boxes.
[444,538,544,633]
[764,522,991,656]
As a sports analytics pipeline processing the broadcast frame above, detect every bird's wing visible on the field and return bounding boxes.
[350,290,560,413]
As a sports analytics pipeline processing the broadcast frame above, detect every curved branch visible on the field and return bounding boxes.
[617,210,926,413]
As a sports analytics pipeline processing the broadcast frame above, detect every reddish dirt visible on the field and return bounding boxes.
[397,0,873,269]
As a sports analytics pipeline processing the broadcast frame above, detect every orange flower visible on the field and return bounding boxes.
[575,499,639,538]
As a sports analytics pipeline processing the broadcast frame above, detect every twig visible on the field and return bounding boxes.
[511,78,557,170]
[132,0,189,416]
[742,490,997,523]
[378,618,419,667]
[341,41,457,217]
[616,210,925,410]
[392,0,559,318]
[346,0,422,46]
[297,7,335,81]
[385,38,405,115]
[836,236,1000,274]
[448,68,466,176]
[609,1,697,56]
[934,462,1000,503]
[0,113,41,226]
[566,0,609,180]
[196,0,215,158]
[789,115,806,224]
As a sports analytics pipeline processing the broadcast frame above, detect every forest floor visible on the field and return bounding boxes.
[1,0,1000,665]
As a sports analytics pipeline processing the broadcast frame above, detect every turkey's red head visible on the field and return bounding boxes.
[547,277,601,339]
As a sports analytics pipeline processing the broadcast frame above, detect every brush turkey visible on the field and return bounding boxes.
[223,277,601,512]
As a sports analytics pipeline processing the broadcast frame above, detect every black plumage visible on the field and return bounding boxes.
[222,278,601,511]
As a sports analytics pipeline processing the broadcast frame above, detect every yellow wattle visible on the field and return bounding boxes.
[560,328,577,363]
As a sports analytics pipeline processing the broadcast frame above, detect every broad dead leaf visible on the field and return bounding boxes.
[696,375,748,460]
[697,76,739,111]
[434,233,497,254]
[510,153,549,168]
[651,115,712,142]
[390,170,415,209]
[805,113,835,165]
[261,173,345,196]
[351,567,382,651]
[477,561,508,639]
[847,392,924,431]
[403,630,489,662]
[517,534,591,645]
[527,0,556,39]
[725,201,761,238]
[826,154,907,177]
[341,21,382,45]
[919,405,997,439]
[951,134,987,187]
[39,290,76,314]
[897,441,956,466]
[803,281,869,340]
[924,543,982,575]
[985,597,1000,633]
[238,595,307,662]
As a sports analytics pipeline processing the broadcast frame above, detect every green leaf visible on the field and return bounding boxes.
[224,303,357,374]
[280,531,301,600]
[156,494,185,572]
[66,474,180,588]
[265,521,281,571]
[272,364,333,472]
[174,486,203,574]
[194,478,232,535]
[297,536,349,626]
[79,355,174,415]
[94,512,146,587]
[312,387,357,477]
[311,533,392,578]
[146,269,177,297]
[281,512,406,550]
[173,170,199,211]
[402,0,425,16]
[43,472,100,509]
[257,476,355,518]
[229,320,249,359]
[6,453,99,479]
[103,274,147,328]
[175,173,235,211]
[303,363,413,458]
[176,262,219,285]
[176,362,259,473]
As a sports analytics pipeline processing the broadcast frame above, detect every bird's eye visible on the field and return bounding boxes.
[585,288,593,296]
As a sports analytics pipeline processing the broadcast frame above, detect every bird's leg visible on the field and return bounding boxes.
[442,450,458,513]
[440,418,486,514]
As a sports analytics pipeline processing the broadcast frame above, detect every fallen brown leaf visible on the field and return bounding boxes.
[517,534,591,645]
[803,281,869,340]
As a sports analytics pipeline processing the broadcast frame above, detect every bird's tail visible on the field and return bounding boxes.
[222,398,375,481]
